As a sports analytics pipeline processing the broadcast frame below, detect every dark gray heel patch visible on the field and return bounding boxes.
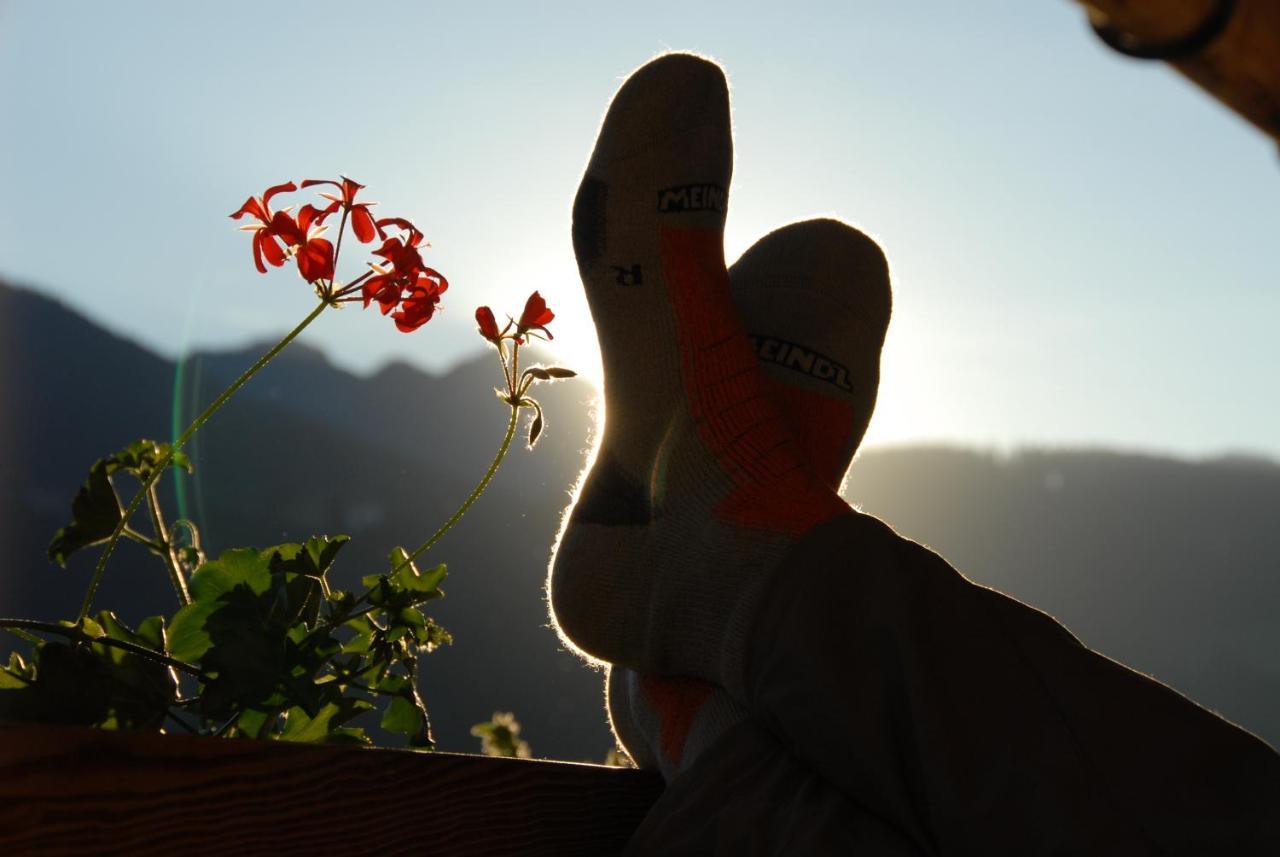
[572,449,650,526]
[572,177,608,270]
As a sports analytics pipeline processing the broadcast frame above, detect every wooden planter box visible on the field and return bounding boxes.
[0,724,663,856]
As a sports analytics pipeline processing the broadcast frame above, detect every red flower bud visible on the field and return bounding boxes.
[476,306,501,343]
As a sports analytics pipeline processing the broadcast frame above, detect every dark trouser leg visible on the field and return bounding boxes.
[745,512,1280,856]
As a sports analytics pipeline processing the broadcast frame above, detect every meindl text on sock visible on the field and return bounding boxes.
[749,335,855,392]
[657,183,726,213]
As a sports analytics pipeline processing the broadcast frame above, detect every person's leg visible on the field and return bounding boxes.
[623,719,926,857]
[554,52,1280,855]
[607,216,892,778]
[745,512,1280,855]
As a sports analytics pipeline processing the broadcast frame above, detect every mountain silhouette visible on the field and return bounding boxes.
[1,280,1276,758]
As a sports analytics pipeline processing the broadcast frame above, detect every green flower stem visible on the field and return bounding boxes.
[145,481,190,606]
[77,299,331,624]
[122,525,165,554]
[397,403,520,571]
[0,618,204,678]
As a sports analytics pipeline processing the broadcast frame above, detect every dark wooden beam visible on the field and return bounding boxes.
[0,724,663,856]
[1077,0,1280,144]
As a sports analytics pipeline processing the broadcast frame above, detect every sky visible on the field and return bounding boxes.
[1,1,1277,458]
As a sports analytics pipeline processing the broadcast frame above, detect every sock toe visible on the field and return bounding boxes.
[587,53,731,166]
[733,218,891,333]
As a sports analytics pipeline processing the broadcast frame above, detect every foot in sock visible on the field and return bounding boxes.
[607,218,892,777]
[548,52,850,691]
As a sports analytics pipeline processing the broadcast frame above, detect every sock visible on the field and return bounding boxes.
[606,218,892,778]
[549,52,850,698]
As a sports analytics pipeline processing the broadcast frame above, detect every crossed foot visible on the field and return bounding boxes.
[547,54,892,777]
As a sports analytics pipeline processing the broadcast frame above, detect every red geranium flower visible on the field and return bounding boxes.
[229,180,297,273]
[516,291,554,340]
[475,306,502,343]
[301,177,378,244]
[372,236,426,281]
[374,217,426,253]
[269,205,335,284]
[358,217,436,315]
[392,273,449,333]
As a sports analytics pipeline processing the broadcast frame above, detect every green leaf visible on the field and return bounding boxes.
[269,535,350,580]
[279,703,339,742]
[279,697,373,744]
[390,608,427,642]
[391,550,446,597]
[324,727,371,745]
[86,610,178,729]
[169,547,274,662]
[341,615,376,654]
[305,535,349,576]
[48,440,194,565]
[0,664,29,690]
[48,462,123,566]
[2,651,32,682]
[136,615,167,651]
[375,673,433,748]
[167,546,296,718]
[102,439,192,482]
[235,707,270,738]
[0,643,113,727]
[360,551,446,612]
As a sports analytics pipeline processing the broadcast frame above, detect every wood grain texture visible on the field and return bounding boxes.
[0,724,663,857]
[1077,0,1280,143]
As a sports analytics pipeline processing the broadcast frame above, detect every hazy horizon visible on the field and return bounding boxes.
[6,274,1276,469]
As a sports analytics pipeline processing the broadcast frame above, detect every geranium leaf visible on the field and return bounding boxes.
[377,674,432,748]
[48,440,194,565]
[47,462,122,566]
[170,547,274,662]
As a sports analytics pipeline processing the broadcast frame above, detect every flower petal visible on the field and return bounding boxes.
[257,230,287,269]
[518,291,554,330]
[230,195,267,223]
[297,237,335,283]
[374,217,423,247]
[340,176,365,203]
[351,206,376,243]
[251,230,267,273]
[276,210,311,247]
[361,274,389,309]
[419,267,448,295]
[262,180,297,208]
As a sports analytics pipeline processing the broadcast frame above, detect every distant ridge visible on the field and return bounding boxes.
[2,279,1277,756]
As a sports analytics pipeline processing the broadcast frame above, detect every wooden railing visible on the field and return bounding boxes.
[1077,0,1280,144]
[0,724,663,856]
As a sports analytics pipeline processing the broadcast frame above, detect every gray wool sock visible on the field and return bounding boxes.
[550,53,870,695]
[605,218,892,778]
[548,53,854,697]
